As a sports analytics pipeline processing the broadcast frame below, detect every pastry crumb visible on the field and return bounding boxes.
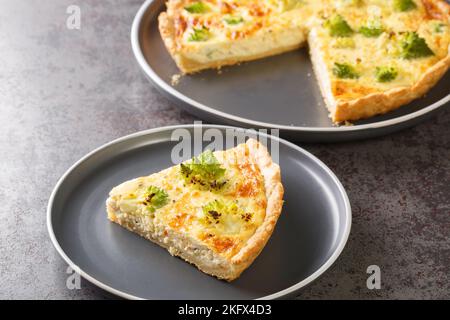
[171,74,181,86]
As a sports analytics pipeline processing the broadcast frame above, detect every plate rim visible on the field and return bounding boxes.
[131,0,450,134]
[47,124,352,300]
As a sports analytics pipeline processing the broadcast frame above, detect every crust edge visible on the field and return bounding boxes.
[228,139,284,279]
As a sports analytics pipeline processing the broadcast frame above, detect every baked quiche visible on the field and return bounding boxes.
[159,0,450,122]
[106,139,284,281]
[309,0,450,122]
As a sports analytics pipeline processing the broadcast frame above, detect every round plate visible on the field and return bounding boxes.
[131,0,450,142]
[47,125,351,299]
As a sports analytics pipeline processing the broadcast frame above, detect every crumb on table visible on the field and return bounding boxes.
[171,74,181,86]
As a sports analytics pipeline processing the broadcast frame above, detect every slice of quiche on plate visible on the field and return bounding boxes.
[106,139,284,281]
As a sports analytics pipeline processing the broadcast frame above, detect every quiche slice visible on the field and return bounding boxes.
[308,0,450,122]
[158,0,319,73]
[106,139,284,281]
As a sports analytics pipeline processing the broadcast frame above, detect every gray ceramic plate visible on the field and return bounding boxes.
[47,125,351,299]
[131,0,450,142]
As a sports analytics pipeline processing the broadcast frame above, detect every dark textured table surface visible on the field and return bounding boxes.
[1,0,449,299]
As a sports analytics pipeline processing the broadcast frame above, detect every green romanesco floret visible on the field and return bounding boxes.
[325,14,354,37]
[180,150,227,189]
[333,62,359,79]
[143,186,169,213]
[400,32,434,59]
[375,66,398,82]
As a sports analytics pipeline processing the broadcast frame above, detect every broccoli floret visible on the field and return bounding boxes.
[202,199,252,225]
[202,200,237,224]
[333,63,359,79]
[143,186,169,213]
[184,2,209,14]
[187,27,211,42]
[223,16,244,25]
[180,150,227,189]
[400,32,434,59]
[393,0,417,12]
[325,15,354,37]
[375,66,398,82]
[359,20,384,37]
